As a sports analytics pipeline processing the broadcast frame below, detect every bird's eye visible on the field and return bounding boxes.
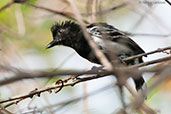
[59,29,65,33]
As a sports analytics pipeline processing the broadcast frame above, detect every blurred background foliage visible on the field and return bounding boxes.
[0,1,50,53]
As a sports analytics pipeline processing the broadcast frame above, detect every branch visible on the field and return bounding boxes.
[165,0,171,5]
[0,56,170,105]
[14,84,114,113]
[0,0,14,12]
[23,2,77,21]
[123,46,171,62]
[84,2,127,16]
[0,66,110,86]
[0,72,110,105]
[0,62,170,112]
[129,55,171,68]
[126,32,171,37]
[0,0,78,22]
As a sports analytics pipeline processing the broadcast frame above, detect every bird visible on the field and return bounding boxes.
[46,21,146,92]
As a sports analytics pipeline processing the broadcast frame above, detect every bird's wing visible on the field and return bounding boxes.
[111,36,146,55]
[87,23,146,56]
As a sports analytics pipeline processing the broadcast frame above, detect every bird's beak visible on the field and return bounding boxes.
[46,40,57,49]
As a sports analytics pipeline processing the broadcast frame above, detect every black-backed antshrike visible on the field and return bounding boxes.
[46,21,146,92]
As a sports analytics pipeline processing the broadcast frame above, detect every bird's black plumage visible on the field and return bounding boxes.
[46,21,146,91]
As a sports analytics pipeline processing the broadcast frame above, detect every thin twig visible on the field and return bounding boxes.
[67,0,113,70]
[165,0,171,5]
[0,0,14,12]
[125,83,156,114]
[129,55,171,68]
[0,106,13,114]
[0,73,110,105]
[123,46,171,61]
[0,67,108,86]
[126,32,171,37]
[84,2,127,16]
[23,2,76,21]
[19,84,114,113]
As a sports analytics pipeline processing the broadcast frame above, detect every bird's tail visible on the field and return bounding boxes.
[134,76,144,90]
[133,76,147,99]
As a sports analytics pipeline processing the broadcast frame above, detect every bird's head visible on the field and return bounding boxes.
[46,21,81,49]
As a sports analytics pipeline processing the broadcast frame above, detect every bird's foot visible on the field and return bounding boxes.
[91,66,104,72]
